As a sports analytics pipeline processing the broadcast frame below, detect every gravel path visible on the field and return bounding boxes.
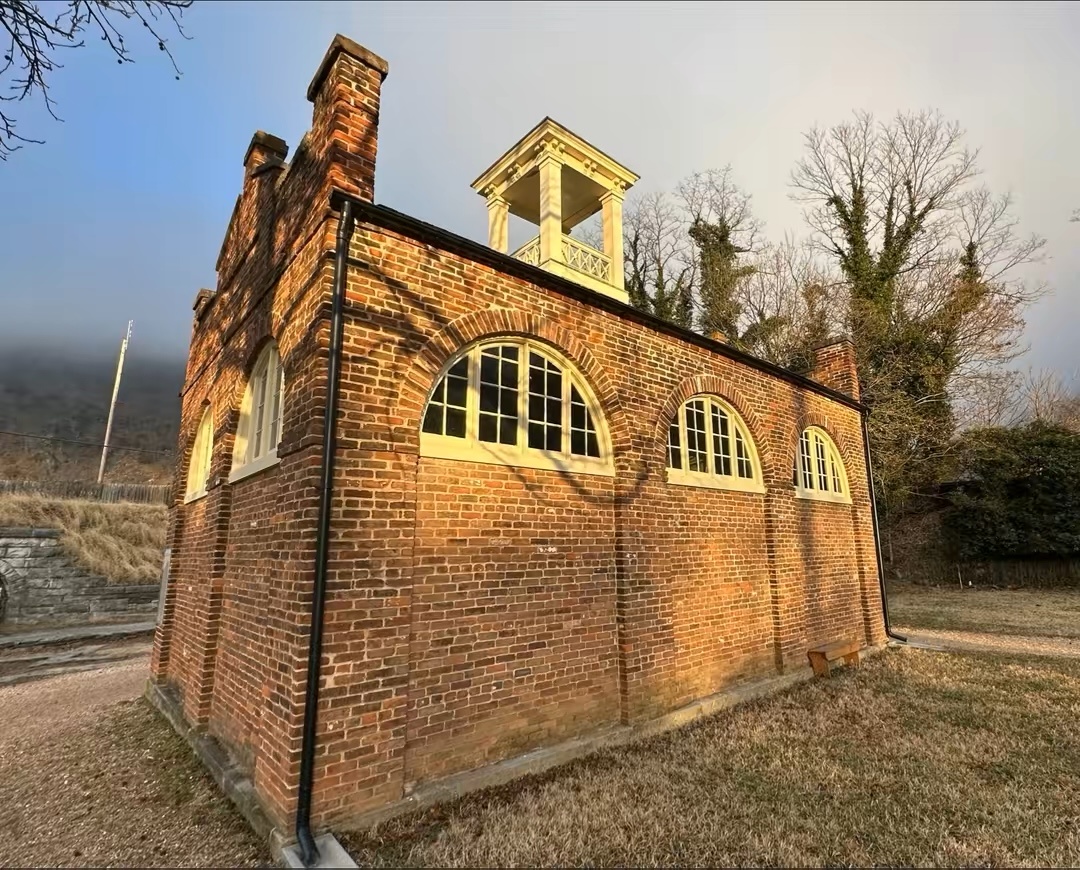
[0,653,272,868]
[900,627,1080,658]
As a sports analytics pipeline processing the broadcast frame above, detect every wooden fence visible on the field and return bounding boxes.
[0,479,173,505]
[955,558,1080,589]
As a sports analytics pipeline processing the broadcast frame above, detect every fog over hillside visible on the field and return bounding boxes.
[0,342,184,483]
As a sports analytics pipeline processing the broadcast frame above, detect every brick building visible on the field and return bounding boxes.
[150,34,888,860]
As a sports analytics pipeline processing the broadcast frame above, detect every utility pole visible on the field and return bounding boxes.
[97,320,133,484]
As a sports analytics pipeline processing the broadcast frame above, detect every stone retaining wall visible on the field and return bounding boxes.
[0,527,159,626]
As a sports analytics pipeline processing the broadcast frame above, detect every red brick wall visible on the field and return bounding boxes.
[207,470,280,771]
[406,458,620,785]
[810,339,861,401]
[152,32,887,841]
[632,485,774,716]
[299,222,887,830]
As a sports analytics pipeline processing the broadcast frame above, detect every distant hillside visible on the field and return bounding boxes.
[0,346,184,484]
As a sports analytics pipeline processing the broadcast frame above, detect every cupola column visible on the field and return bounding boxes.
[601,189,625,291]
[538,154,563,267]
[486,194,509,253]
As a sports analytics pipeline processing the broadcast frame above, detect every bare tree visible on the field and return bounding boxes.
[790,109,1047,504]
[791,110,979,304]
[675,167,760,339]
[737,237,842,367]
[676,167,761,251]
[957,368,1080,432]
[622,189,697,325]
[1,0,192,159]
[618,166,761,334]
[1019,369,1080,430]
[952,368,1026,430]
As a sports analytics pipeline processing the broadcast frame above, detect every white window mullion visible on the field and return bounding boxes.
[562,363,572,456]
[517,341,528,454]
[679,407,689,474]
[727,422,737,479]
[265,362,273,453]
[702,400,714,476]
[466,349,479,441]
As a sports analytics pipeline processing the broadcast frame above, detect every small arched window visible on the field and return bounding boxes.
[185,408,214,502]
[230,342,284,482]
[666,396,764,493]
[793,427,849,502]
[420,338,612,476]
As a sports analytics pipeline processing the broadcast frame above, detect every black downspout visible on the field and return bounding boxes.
[296,198,355,867]
[861,408,907,643]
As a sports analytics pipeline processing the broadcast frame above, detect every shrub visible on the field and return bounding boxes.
[942,422,1080,561]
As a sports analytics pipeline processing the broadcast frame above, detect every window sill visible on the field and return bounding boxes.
[795,488,852,505]
[182,488,208,505]
[420,435,614,477]
[666,469,766,494]
[228,450,281,484]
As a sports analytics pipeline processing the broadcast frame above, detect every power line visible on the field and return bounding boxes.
[0,429,174,457]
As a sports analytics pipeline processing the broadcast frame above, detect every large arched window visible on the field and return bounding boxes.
[420,338,612,475]
[230,342,284,482]
[184,408,213,502]
[793,427,850,503]
[666,396,764,493]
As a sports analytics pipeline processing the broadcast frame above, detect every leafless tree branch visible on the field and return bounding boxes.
[0,0,192,159]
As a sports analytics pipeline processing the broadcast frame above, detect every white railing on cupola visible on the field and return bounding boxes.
[562,236,610,283]
[511,234,611,284]
[512,236,541,267]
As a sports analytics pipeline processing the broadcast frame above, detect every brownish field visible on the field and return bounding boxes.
[0,494,166,583]
[889,582,1080,638]
[344,648,1080,868]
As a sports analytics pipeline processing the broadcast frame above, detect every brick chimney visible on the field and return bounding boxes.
[306,34,390,203]
[808,338,860,401]
[243,130,288,177]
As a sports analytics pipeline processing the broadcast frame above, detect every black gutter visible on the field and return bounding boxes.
[327,190,865,415]
[861,408,907,643]
[295,198,355,866]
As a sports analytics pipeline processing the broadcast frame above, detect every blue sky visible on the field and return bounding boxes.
[0,0,1076,381]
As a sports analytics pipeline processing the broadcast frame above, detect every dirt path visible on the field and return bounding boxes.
[900,626,1080,658]
[0,650,271,868]
[0,636,151,687]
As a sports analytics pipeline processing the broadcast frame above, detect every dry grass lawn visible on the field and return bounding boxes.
[345,649,1080,868]
[890,582,1080,639]
[0,493,166,583]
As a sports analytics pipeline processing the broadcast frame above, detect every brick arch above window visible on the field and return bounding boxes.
[653,374,773,482]
[229,340,285,484]
[793,425,851,504]
[184,407,214,504]
[783,412,861,479]
[222,331,282,412]
[665,395,766,494]
[419,336,613,476]
[395,308,630,456]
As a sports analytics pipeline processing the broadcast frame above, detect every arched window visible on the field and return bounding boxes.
[420,338,612,476]
[184,408,213,502]
[793,427,849,502]
[230,342,284,482]
[666,396,764,493]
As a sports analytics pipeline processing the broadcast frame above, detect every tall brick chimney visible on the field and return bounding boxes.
[808,337,861,401]
[306,34,390,203]
[243,130,288,177]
